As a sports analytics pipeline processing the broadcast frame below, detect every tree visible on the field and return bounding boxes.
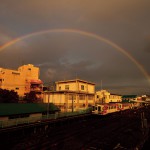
[23,91,38,103]
[0,88,19,103]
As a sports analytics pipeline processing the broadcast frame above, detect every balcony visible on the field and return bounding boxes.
[30,87,43,92]
[30,79,43,92]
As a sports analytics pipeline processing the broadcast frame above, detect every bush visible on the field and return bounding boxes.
[0,88,19,103]
[23,91,38,103]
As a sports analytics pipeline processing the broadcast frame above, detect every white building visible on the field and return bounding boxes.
[43,79,95,111]
[96,90,122,103]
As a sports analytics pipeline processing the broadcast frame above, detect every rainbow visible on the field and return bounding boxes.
[0,28,149,83]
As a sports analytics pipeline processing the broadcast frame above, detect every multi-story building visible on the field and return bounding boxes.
[109,94,122,103]
[43,79,95,111]
[0,64,43,98]
[96,90,122,103]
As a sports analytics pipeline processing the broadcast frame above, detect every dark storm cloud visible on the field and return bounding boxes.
[144,36,150,53]
[0,0,150,94]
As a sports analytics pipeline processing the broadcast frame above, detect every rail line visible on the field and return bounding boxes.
[2,107,150,150]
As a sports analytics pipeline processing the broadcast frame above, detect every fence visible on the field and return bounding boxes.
[0,108,92,128]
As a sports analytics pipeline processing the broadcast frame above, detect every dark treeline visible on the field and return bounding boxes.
[0,89,38,103]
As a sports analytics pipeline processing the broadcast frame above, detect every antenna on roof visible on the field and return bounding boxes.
[101,80,103,90]
[75,73,78,79]
[21,60,25,65]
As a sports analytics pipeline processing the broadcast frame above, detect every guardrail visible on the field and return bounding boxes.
[0,108,92,128]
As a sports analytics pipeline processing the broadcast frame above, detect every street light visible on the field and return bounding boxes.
[47,92,50,119]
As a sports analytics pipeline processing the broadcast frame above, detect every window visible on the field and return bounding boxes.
[98,106,101,111]
[16,87,19,90]
[12,72,20,75]
[88,95,94,100]
[59,86,61,90]
[28,68,31,70]
[65,85,69,90]
[88,104,92,107]
[79,95,85,100]
[81,85,84,90]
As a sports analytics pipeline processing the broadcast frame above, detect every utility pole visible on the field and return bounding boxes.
[47,93,50,119]
[47,82,53,118]
[72,95,74,112]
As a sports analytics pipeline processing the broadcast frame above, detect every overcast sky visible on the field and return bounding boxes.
[0,0,150,95]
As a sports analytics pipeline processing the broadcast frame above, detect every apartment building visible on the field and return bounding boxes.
[43,79,95,111]
[0,64,43,98]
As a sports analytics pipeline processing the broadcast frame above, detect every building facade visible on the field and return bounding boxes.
[96,90,122,103]
[43,79,95,111]
[0,64,43,98]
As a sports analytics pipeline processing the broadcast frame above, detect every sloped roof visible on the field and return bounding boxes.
[0,103,60,116]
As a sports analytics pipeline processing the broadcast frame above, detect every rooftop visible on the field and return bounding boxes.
[0,103,60,117]
[56,78,95,85]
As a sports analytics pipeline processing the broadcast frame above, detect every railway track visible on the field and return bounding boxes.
[6,107,150,150]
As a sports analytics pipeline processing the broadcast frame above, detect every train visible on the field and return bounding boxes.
[92,102,147,115]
